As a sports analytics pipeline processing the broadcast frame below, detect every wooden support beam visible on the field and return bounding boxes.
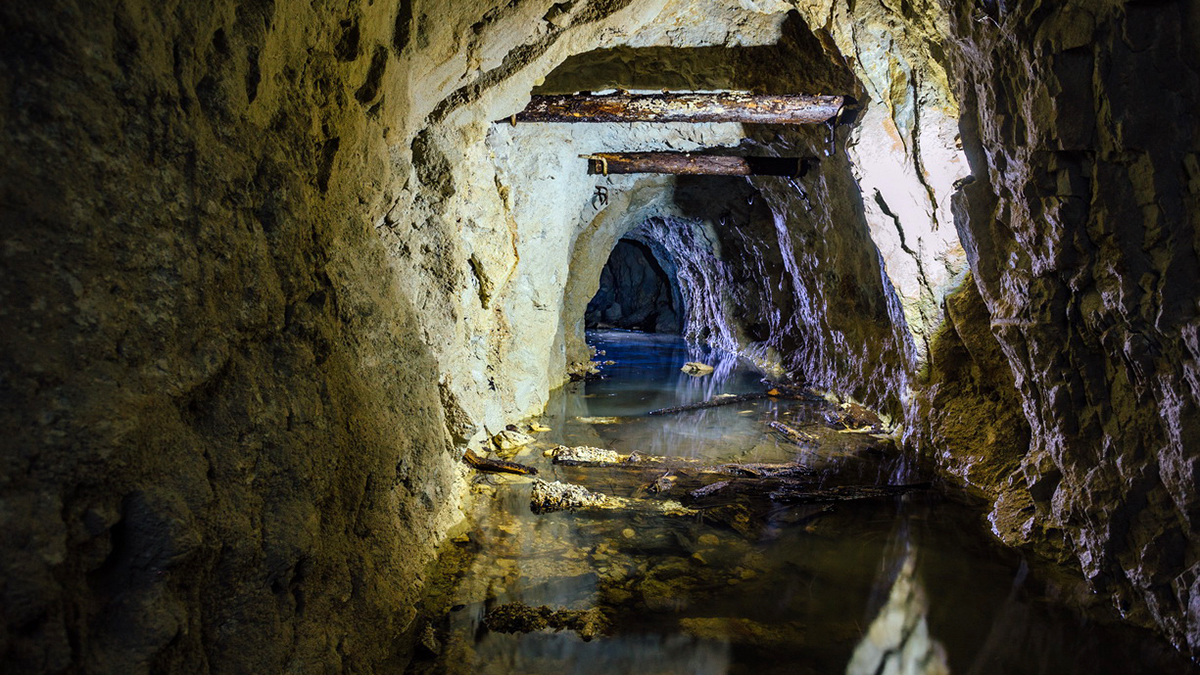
[513,92,844,124]
[584,153,811,177]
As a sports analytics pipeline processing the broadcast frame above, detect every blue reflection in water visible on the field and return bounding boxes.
[407,331,1199,675]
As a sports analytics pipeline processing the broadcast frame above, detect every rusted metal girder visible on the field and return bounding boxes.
[514,92,844,125]
[583,152,813,177]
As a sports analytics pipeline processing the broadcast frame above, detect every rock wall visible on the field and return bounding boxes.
[908,274,1031,498]
[943,0,1200,652]
[786,0,973,364]
[0,0,481,672]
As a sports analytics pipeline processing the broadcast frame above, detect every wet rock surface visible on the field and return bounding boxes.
[943,0,1200,652]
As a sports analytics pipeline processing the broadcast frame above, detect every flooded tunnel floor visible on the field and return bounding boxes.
[402,330,1198,675]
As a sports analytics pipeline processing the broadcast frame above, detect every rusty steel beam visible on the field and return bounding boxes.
[514,92,844,125]
[584,152,812,177]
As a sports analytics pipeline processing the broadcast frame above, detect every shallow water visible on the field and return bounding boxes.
[403,330,1197,675]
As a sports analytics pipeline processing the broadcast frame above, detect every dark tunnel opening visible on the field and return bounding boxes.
[585,237,683,334]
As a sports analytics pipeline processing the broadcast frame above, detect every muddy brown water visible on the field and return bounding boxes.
[401,330,1198,675]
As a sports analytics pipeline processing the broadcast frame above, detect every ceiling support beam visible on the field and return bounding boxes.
[583,152,813,177]
[514,92,844,125]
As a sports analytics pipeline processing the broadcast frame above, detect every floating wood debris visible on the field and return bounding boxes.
[648,386,825,413]
[463,448,538,475]
[648,392,770,416]
[513,92,844,125]
[550,445,815,478]
[584,153,812,177]
[767,482,931,504]
[686,479,929,504]
[767,420,820,445]
[645,471,678,495]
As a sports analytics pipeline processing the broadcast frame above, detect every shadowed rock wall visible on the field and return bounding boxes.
[943,0,1200,652]
[0,0,484,671]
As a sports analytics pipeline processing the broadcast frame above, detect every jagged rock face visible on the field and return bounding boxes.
[0,0,477,672]
[908,273,1031,498]
[943,0,1200,652]
[585,239,682,333]
[786,0,973,363]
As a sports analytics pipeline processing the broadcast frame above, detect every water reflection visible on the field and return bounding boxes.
[847,530,949,675]
[461,633,730,675]
[404,331,1199,675]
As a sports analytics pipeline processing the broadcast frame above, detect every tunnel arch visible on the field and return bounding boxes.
[448,3,971,412]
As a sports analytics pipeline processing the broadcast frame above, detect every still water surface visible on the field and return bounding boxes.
[404,330,1197,675]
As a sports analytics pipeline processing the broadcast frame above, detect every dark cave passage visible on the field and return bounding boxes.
[585,238,682,334]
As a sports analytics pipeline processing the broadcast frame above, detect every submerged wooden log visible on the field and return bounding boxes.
[584,153,811,177]
[689,479,930,504]
[550,445,815,478]
[690,480,733,500]
[514,92,844,125]
[767,421,819,445]
[647,392,773,416]
[768,482,931,504]
[463,448,538,476]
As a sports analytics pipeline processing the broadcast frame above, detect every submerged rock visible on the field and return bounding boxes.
[418,622,441,656]
[552,445,622,465]
[567,360,602,382]
[679,617,808,649]
[493,429,535,452]
[483,602,608,641]
[530,479,611,513]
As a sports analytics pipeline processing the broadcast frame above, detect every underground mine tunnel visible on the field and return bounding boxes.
[2,0,1199,673]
